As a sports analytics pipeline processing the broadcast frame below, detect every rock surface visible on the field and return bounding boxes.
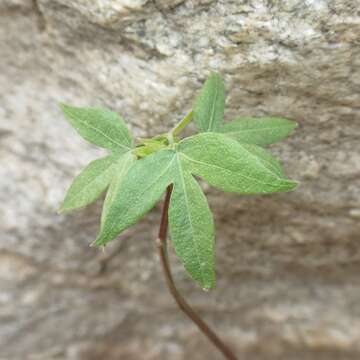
[1,0,360,359]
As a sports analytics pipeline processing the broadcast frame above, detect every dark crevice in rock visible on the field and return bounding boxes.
[32,0,47,31]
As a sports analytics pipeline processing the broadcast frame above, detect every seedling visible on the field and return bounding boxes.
[59,73,297,360]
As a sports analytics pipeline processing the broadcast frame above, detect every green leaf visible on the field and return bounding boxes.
[58,73,300,292]
[178,133,298,194]
[241,143,285,179]
[219,117,297,146]
[94,149,175,246]
[59,155,119,213]
[169,156,215,289]
[97,147,216,287]
[100,152,136,228]
[60,103,133,152]
[133,141,167,158]
[193,73,225,132]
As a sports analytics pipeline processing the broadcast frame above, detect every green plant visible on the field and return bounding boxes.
[59,73,298,360]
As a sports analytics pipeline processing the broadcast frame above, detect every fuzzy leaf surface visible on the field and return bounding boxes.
[60,155,120,213]
[241,143,285,178]
[169,155,215,289]
[100,152,136,228]
[219,117,297,146]
[95,149,175,246]
[193,73,225,132]
[60,103,132,151]
[178,133,297,194]
[133,141,166,158]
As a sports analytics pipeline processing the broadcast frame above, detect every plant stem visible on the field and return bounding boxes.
[171,110,193,137]
[156,185,238,360]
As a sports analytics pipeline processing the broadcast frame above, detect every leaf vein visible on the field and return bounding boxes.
[223,125,293,135]
[101,154,175,241]
[176,154,206,285]
[236,143,282,179]
[208,77,218,131]
[181,153,283,189]
[64,108,131,151]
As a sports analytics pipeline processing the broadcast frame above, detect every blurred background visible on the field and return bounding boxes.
[1,0,359,359]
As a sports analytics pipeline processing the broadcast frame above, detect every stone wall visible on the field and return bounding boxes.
[1,1,359,359]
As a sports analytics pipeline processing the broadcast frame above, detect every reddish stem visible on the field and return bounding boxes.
[156,185,238,360]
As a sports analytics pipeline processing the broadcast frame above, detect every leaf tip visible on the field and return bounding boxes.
[89,240,97,247]
[201,282,215,291]
[58,198,76,214]
[91,235,105,247]
[57,204,68,215]
[208,71,222,80]
[285,179,300,192]
[200,273,216,291]
[282,118,298,135]
[203,283,215,291]
[59,102,69,112]
[288,119,298,131]
[59,102,79,117]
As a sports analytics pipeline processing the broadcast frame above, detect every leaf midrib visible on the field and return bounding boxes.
[207,77,218,131]
[176,153,207,286]
[222,124,293,135]
[64,108,131,151]
[100,152,134,227]
[100,153,175,241]
[235,142,282,179]
[68,158,115,205]
[181,153,287,189]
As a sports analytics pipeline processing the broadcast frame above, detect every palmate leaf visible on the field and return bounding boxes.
[95,148,215,289]
[219,117,297,146]
[60,103,133,152]
[59,74,298,291]
[94,132,296,288]
[193,73,225,132]
[59,154,121,213]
